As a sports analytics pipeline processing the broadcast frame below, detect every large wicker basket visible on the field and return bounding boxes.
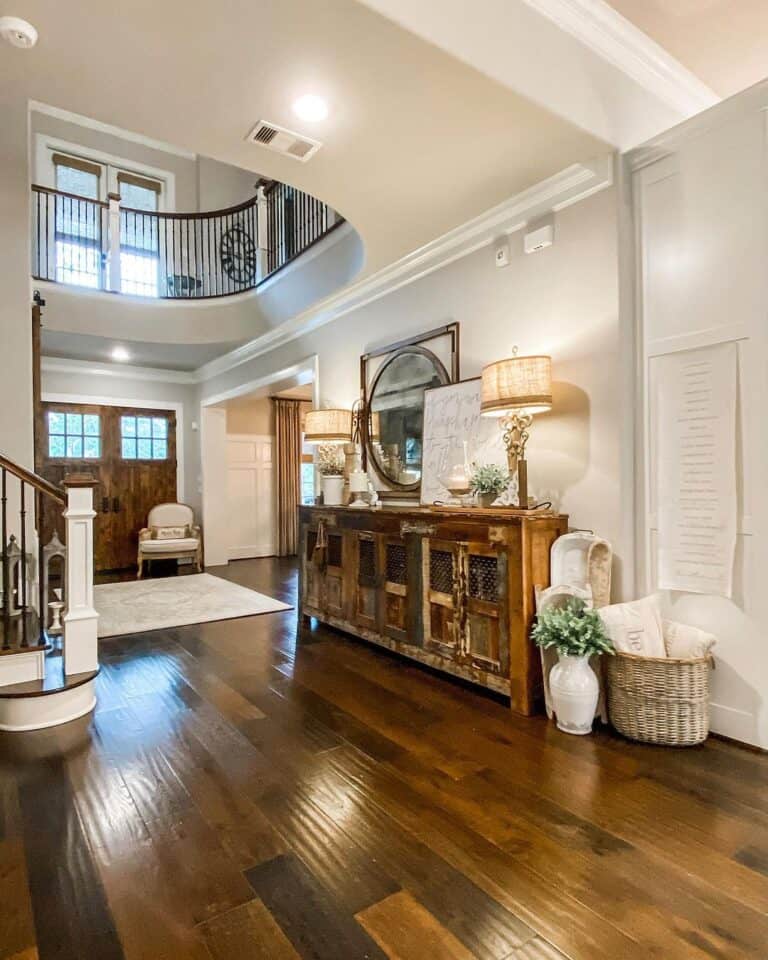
[606,651,712,746]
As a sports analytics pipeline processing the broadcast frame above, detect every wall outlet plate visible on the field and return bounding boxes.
[494,242,510,268]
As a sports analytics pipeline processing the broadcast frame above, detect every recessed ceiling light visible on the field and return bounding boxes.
[292,94,328,123]
[111,346,130,362]
[0,16,38,49]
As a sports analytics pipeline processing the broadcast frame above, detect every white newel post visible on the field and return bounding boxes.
[256,185,268,282]
[107,191,122,293]
[62,477,99,676]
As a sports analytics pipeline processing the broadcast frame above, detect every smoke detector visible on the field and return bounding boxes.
[0,16,38,49]
[246,120,322,163]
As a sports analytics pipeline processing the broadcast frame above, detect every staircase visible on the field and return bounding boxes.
[0,453,99,730]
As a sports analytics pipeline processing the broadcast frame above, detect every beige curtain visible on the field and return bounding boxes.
[273,398,303,556]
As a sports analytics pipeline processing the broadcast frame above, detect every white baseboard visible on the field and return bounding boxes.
[228,545,276,560]
[709,701,763,749]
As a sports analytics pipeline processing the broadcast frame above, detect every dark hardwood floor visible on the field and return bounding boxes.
[2,558,767,960]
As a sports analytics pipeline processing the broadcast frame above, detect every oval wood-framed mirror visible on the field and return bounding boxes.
[360,323,460,498]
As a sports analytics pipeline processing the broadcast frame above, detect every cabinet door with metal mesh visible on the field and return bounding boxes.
[382,537,408,641]
[355,534,380,631]
[303,527,323,609]
[324,532,345,616]
[461,544,509,676]
[421,538,460,658]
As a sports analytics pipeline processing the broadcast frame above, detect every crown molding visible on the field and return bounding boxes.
[523,0,718,117]
[41,356,197,384]
[625,77,768,172]
[29,101,198,161]
[196,154,614,383]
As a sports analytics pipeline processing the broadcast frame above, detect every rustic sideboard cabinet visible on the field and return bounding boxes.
[298,505,567,715]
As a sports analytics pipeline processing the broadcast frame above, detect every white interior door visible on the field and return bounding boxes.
[226,434,275,559]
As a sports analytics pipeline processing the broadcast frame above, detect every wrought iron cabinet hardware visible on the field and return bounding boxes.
[298,504,567,716]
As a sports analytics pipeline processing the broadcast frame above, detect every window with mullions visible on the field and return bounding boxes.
[121,415,168,460]
[54,155,103,289]
[47,411,101,459]
[119,173,161,297]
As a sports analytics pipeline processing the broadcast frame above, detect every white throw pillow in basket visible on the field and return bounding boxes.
[663,620,716,660]
[597,594,666,659]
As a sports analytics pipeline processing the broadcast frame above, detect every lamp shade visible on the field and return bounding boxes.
[480,354,552,417]
[304,408,352,444]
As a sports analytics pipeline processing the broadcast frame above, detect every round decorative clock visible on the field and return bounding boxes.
[220,224,257,284]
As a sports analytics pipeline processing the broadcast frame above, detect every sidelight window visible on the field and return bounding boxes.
[120,415,168,460]
[47,411,101,459]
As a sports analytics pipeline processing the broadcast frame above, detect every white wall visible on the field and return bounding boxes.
[31,110,199,210]
[202,187,627,596]
[32,110,259,214]
[226,396,274,435]
[629,86,768,748]
[40,366,201,514]
[0,93,34,480]
[197,156,256,212]
[201,406,228,567]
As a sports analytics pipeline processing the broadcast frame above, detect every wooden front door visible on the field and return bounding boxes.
[36,402,177,572]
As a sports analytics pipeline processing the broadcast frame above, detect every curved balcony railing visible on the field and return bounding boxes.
[31,181,342,300]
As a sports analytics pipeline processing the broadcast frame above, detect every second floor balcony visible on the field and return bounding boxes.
[31,179,343,301]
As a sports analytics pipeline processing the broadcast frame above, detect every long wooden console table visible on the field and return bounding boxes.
[298,504,567,715]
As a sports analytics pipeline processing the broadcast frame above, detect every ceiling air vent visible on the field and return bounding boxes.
[246,121,322,163]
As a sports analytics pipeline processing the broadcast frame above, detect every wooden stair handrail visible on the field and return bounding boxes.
[0,453,66,505]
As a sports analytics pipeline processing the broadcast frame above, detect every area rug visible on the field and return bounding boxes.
[94,573,292,638]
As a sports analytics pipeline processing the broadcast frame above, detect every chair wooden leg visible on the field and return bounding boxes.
[137,556,143,579]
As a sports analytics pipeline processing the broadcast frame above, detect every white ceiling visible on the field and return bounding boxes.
[607,0,768,98]
[6,0,608,277]
[41,330,237,371]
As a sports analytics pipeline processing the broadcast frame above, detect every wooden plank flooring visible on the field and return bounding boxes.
[1,557,768,960]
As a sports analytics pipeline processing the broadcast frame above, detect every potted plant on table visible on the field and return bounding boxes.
[532,598,614,735]
[317,447,346,506]
[469,463,508,509]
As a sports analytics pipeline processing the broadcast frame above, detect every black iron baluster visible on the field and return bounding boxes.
[297,190,302,255]
[195,215,201,295]
[272,188,277,273]
[36,489,45,643]
[224,212,230,295]
[20,480,27,648]
[162,217,170,297]
[171,219,177,296]
[251,201,256,288]
[186,218,192,297]
[206,214,212,297]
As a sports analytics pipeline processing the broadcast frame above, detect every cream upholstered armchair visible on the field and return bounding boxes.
[137,502,203,578]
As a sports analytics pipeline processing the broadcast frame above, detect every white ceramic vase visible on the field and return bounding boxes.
[322,475,345,506]
[549,653,599,735]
